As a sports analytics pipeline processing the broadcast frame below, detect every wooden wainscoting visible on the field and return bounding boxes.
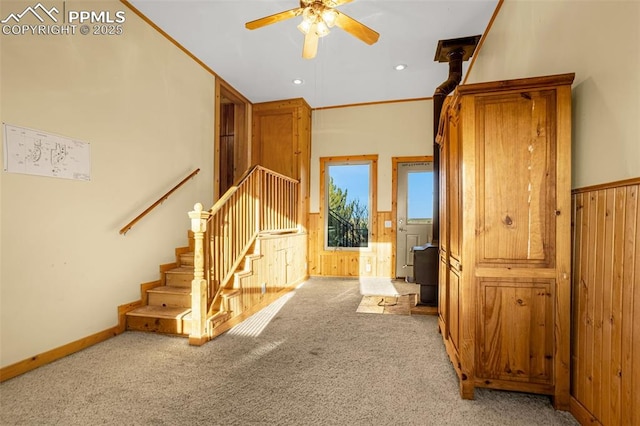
[238,232,308,311]
[571,178,639,425]
[206,232,309,340]
[308,211,393,277]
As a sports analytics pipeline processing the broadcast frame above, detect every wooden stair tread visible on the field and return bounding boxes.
[127,305,191,319]
[178,310,228,321]
[147,285,191,295]
[235,270,252,278]
[165,266,193,274]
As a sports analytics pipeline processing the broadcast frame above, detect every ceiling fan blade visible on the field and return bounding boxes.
[245,8,302,30]
[302,30,319,59]
[334,11,379,45]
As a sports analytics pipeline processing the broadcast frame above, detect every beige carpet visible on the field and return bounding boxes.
[356,294,417,315]
[0,278,579,425]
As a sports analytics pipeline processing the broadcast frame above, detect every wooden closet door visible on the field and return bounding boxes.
[472,89,560,388]
[438,131,449,332]
[447,107,463,352]
[438,134,449,332]
[254,108,296,179]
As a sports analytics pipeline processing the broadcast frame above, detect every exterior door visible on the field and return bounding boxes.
[395,161,434,278]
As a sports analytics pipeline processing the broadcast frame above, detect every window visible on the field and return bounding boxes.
[321,155,377,250]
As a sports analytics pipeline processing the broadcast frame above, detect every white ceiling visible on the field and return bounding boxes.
[128,0,499,108]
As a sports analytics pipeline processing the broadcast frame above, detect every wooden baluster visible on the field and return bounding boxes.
[188,203,210,346]
[252,172,257,233]
[256,170,262,233]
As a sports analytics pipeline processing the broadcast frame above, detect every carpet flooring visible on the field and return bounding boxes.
[0,277,578,425]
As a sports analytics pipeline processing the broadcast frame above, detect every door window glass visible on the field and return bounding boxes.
[407,171,433,224]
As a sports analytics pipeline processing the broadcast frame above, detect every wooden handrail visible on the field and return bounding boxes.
[120,168,200,235]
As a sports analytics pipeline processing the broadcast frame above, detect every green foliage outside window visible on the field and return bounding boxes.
[327,176,369,248]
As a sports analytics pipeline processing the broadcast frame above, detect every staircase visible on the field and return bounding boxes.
[125,242,198,336]
[125,234,265,337]
[124,165,304,343]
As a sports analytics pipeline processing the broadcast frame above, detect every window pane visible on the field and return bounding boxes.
[326,163,370,249]
[407,171,433,224]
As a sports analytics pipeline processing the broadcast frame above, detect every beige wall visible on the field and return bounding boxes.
[466,0,640,188]
[0,1,215,367]
[311,100,433,213]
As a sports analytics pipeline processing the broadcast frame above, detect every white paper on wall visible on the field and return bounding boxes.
[2,123,91,181]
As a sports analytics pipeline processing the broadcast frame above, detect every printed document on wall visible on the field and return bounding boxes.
[2,123,91,181]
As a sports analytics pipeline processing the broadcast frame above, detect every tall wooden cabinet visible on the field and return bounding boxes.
[252,98,311,231]
[437,74,574,409]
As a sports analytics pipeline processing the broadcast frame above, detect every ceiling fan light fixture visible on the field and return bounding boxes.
[302,7,315,21]
[321,9,338,27]
[244,0,380,59]
[297,19,313,34]
[315,20,330,37]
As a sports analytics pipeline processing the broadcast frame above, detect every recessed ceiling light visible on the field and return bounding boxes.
[394,64,407,71]
[292,79,304,85]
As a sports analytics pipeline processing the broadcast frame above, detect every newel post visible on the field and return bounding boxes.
[188,203,210,346]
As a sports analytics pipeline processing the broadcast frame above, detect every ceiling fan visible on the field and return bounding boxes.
[245,0,380,59]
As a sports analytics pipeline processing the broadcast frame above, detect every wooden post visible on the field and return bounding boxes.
[188,203,210,346]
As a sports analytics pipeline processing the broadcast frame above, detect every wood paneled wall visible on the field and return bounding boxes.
[308,211,394,277]
[237,233,308,312]
[571,178,639,425]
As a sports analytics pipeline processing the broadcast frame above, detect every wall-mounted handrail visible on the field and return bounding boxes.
[120,168,200,235]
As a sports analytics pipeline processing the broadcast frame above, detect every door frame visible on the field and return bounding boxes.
[214,79,250,201]
[391,155,433,278]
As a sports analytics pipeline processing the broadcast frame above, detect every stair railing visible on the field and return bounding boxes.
[188,165,299,345]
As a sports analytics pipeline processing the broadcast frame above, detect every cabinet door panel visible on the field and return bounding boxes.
[477,279,553,384]
[448,114,462,262]
[475,90,557,267]
[439,142,448,254]
[438,255,448,327]
[257,111,295,178]
[449,268,461,351]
